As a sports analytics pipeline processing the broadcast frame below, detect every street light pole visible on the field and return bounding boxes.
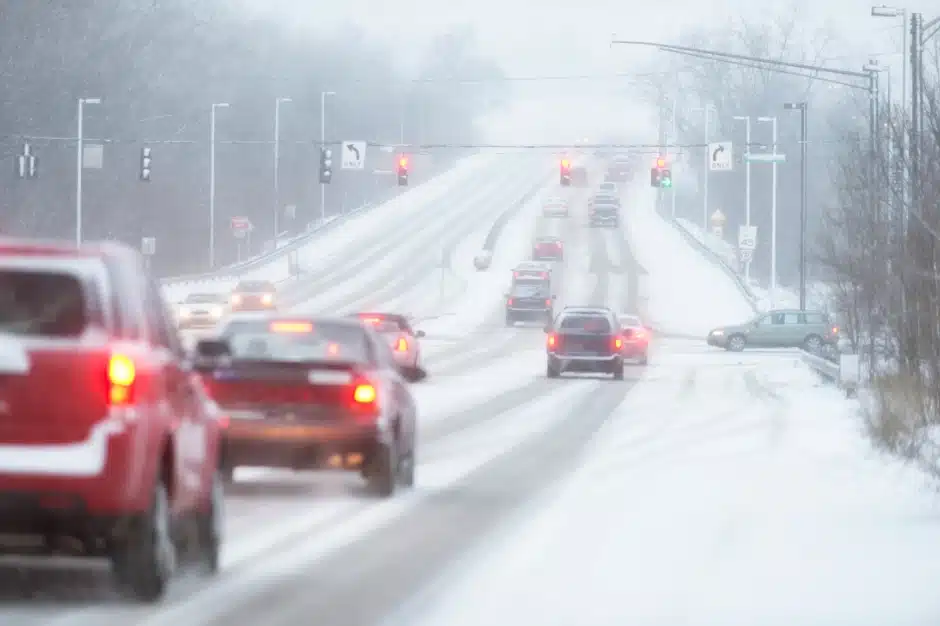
[209,102,229,269]
[784,102,808,310]
[757,117,779,309]
[733,115,752,281]
[75,97,100,246]
[691,105,715,231]
[273,97,292,240]
[320,90,336,224]
[870,7,907,115]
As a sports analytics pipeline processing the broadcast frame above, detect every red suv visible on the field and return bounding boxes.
[0,239,224,601]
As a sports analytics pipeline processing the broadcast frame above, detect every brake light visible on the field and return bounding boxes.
[362,316,383,324]
[507,298,513,306]
[353,383,376,404]
[547,333,558,349]
[541,272,548,278]
[270,321,313,333]
[395,337,408,352]
[108,354,136,405]
[613,336,624,350]
[832,326,839,334]
[545,299,552,306]
[261,293,274,305]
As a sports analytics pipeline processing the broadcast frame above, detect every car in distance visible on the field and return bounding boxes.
[350,312,427,381]
[542,196,570,218]
[196,314,417,496]
[707,309,839,352]
[546,307,625,379]
[617,314,650,365]
[532,236,564,261]
[0,238,224,601]
[176,292,228,329]
[512,261,553,281]
[506,278,555,325]
[598,181,619,195]
[230,280,278,312]
[589,201,620,228]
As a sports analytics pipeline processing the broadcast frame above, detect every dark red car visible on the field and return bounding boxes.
[532,237,564,261]
[0,238,224,602]
[197,313,418,497]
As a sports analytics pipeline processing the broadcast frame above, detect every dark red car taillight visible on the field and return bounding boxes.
[547,333,559,351]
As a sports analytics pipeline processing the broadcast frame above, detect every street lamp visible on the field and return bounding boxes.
[209,102,230,269]
[691,104,716,231]
[274,97,292,239]
[784,101,808,310]
[733,115,752,281]
[871,6,907,112]
[75,97,101,246]
[320,91,336,223]
[757,116,779,309]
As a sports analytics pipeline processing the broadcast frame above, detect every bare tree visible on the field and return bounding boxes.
[819,47,940,476]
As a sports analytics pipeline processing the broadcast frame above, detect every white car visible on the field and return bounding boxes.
[542,197,570,217]
[176,292,228,328]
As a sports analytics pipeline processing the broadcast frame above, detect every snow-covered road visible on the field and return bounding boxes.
[3,159,940,626]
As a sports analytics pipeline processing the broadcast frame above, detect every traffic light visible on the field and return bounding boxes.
[319,147,333,184]
[139,147,152,182]
[650,157,671,188]
[397,154,409,186]
[660,168,672,188]
[560,158,571,186]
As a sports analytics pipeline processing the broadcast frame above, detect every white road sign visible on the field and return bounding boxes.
[738,225,757,250]
[739,248,753,263]
[141,237,156,256]
[709,141,733,171]
[341,141,366,170]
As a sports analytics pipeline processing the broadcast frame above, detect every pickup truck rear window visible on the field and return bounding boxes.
[0,270,87,337]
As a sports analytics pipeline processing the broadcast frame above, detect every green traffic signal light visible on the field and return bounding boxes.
[660,169,672,188]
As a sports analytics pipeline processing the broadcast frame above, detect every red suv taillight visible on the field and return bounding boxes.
[395,337,408,352]
[349,379,379,421]
[507,298,514,306]
[547,333,559,350]
[613,336,624,350]
[108,353,136,405]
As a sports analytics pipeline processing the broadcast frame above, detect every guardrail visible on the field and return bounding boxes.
[159,196,390,289]
[801,349,860,397]
[159,156,470,288]
[669,217,761,312]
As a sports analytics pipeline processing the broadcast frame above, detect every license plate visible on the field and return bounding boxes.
[260,426,322,438]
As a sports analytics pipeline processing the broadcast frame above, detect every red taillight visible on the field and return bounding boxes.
[547,333,558,349]
[507,298,513,306]
[108,354,136,405]
[353,383,376,404]
[613,336,624,350]
[545,299,552,306]
[832,326,839,334]
[395,337,408,352]
[540,272,548,278]
[271,321,313,333]
[635,329,647,340]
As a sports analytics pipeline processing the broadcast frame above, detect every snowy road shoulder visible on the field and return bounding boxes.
[398,348,940,626]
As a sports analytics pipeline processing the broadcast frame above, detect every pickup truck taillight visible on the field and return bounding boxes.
[108,353,136,405]
[547,333,559,350]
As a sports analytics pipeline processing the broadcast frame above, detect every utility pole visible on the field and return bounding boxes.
[733,115,752,282]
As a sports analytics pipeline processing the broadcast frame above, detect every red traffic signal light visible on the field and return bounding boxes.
[398,155,409,168]
[560,158,571,169]
[655,157,666,168]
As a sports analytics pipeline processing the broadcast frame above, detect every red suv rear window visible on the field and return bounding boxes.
[0,270,87,337]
